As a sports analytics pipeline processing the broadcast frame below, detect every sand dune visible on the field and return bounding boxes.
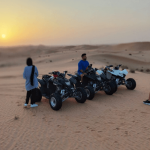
[111,42,150,51]
[0,42,150,150]
[90,53,150,71]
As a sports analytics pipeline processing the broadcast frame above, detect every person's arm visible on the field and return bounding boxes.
[80,70,84,73]
[23,67,26,79]
[35,66,39,77]
[86,61,90,70]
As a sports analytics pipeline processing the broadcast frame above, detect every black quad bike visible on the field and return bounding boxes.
[67,73,95,100]
[74,64,116,98]
[37,71,87,110]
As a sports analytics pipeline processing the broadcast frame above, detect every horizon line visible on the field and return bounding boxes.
[0,41,150,48]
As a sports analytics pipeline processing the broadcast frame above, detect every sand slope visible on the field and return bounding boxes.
[0,42,150,150]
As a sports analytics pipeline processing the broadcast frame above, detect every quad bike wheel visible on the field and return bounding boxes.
[126,78,136,90]
[84,86,95,100]
[49,93,62,110]
[105,81,116,95]
[111,80,118,93]
[75,87,87,103]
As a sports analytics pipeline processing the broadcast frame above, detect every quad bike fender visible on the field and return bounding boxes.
[109,69,128,77]
[109,70,123,77]
[37,78,46,86]
[121,69,128,75]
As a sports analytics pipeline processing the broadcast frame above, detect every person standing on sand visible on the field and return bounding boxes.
[143,95,150,105]
[23,58,39,108]
[77,53,89,82]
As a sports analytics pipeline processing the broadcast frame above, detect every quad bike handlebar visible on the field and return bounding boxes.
[49,71,67,75]
[85,68,94,74]
[67,73,75,77]
[49,71,68,78]
[115,64,122,67]
[67,74,77,78]
[67,74,72,76]
[104,65,113,70]
[114,64,122,70]
[103,65,114,72]
[109,65,112,67]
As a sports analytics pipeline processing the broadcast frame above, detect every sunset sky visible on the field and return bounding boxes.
[0,0,150,46]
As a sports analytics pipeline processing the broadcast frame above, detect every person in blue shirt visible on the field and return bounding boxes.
[23,58,39,108]
[78,53,89,82]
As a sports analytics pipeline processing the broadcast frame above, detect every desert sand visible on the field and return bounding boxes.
[0,42,150,150]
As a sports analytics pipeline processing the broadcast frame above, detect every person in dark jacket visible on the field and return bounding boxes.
[23,58,39,108]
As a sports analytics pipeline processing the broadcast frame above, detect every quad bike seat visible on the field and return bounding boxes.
[42,75,51,83]
[74,73,81,81]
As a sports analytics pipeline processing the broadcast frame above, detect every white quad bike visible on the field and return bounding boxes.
[97,65,136,93]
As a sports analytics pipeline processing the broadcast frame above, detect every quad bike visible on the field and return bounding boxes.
[97,65,136,93]
[38,71,87,110]
[67,73,95,100]
[74,64,116,99]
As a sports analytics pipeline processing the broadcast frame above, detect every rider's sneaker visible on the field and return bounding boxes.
[30,104,38,108]
[143,100,150,105]
[24,103,28,107]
